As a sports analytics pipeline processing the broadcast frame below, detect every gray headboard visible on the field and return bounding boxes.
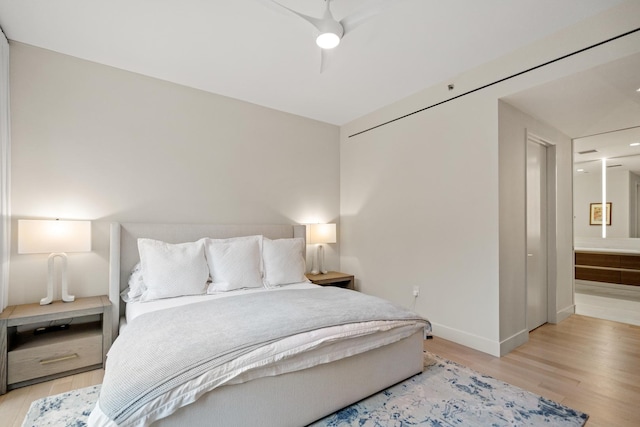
[109,222,306,341]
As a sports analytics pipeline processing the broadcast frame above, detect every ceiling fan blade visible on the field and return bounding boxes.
[256,0,324,32]
[320,47,341,74]
[320,48,330,74]
[340,0,406,35]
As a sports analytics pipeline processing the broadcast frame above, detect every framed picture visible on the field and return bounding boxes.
[589,202,612,226]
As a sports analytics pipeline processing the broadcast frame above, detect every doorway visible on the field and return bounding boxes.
[526,135,550,331]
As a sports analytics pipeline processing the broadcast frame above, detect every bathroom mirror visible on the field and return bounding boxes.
[573,126,640,239]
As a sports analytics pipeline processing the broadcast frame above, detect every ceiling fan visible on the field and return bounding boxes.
[258,0,401,55]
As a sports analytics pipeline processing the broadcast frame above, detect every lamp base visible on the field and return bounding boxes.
[43,252,76,305]
[318,244,328,274]
[40,253,57,305]
[311,244,329,275]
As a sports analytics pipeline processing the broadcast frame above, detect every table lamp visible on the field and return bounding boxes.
[309,223,336,275]
[18,219,91,305]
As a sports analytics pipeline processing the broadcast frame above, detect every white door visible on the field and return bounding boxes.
[526,140,548,331]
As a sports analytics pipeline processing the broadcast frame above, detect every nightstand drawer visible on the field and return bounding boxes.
[7,327,102,384]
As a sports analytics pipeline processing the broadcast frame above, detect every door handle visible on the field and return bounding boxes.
[527,253,533,257]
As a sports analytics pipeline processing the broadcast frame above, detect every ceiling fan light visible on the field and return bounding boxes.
[316,32,340,49]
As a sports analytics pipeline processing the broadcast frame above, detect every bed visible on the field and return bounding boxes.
[90,222,428,427]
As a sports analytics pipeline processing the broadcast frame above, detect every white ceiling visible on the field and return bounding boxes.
[503,51,640,175]
[0,0,626,125]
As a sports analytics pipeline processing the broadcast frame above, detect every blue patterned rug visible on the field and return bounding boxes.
[22,352,587,427]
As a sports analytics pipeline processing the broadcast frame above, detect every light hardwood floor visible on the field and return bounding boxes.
[0,369,104,427]
[425,314,640,427]
[1,314,638,426]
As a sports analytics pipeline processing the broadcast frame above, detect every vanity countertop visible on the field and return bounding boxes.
[575,247,640,254]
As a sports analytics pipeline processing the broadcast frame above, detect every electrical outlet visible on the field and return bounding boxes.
[412,286,420,297]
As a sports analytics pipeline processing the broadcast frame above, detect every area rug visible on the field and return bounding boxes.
[22,352,588,427]
[311,352,588,426]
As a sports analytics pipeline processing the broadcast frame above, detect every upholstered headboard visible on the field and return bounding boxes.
[108,222,306,341]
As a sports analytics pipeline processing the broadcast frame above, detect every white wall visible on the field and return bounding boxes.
[574,172,604,238]
[341,94,501,354]
[340,2,640,356]
[8,42,340,306]
[574,169,635,238]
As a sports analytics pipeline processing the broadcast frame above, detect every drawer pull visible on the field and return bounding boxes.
[39,353,79,365]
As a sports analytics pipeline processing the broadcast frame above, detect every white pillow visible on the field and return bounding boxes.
[121,262,146,303]
[138,238,209,301]
[205,236,264,292]
[263,237,308,288]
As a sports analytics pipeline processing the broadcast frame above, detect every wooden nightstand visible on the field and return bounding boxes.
[306,271,355,290]
[0,295,112,395]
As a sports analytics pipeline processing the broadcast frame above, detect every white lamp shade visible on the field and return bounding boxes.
[309,223,337,244]
[18,220,91,254]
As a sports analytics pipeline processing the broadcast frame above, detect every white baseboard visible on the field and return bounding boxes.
[431,322,501,357]
[555,304,575,323]
[499,329,529,356]
[431,308,578,357]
